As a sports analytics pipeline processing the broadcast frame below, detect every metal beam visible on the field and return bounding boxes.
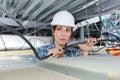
[77,14,111,27]
[45,0,85,22]
[12,0,29,17]
[38,0,73,21]
[0,17,19,27]
[0,4,25,29]
[72,0,99,14]
[27,0,56,20]
[75,0,120,21]
[0,17,49,29]
[1,0,7,17]
[21,0,43,19]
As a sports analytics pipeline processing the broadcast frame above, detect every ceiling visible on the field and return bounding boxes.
[0,0,119,36]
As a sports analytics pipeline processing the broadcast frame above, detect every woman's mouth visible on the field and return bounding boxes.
[60,38,66,41]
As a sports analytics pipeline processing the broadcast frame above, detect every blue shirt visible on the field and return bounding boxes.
[36,42,80,58]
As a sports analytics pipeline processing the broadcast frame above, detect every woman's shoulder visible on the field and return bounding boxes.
[64,46,80,57]
[67,46,79,51]
[36,42,54,49]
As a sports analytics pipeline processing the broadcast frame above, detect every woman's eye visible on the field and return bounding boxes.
[66,29,71,32]
[56,28,61,31]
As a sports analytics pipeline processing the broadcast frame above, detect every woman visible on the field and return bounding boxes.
[36,10,97,58]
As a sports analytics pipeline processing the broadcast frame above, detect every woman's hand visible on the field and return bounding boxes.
[78,37,97,56]
[48,48,64,58]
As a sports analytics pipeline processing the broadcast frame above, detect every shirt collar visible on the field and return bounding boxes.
[49,41,75,51]
[49,41,54,48]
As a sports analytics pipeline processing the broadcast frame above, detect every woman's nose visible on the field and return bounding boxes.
[61,31,65,36]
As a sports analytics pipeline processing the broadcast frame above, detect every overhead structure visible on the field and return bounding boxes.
[0,0,119,36]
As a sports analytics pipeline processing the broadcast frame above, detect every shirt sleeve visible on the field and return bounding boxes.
[64,46,81,57]
[35,46,48,58]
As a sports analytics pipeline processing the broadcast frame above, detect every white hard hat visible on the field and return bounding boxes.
[51,10,76,28]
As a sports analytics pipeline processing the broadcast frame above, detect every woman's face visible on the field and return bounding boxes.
[52,26,72,46]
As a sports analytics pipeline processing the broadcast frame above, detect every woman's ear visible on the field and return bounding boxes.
[52,29,55,36]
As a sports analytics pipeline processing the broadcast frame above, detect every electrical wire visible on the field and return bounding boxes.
[0,5,25,30]
[20,38,46,50]
[0,5,52,60]
[0,22,50,60]
[91,46,106,52]
[66,39,120,48]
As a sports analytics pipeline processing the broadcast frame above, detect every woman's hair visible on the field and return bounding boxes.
[52,26,57,31]
[52,26,73,33]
